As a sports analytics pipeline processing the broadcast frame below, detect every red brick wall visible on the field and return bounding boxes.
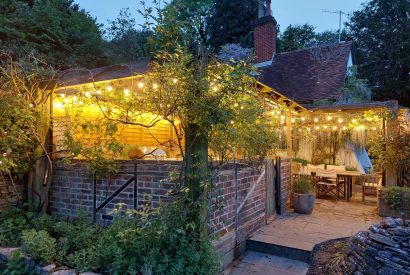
[48,159,290,268]
[254,16,277,63]
[279,157,291,214]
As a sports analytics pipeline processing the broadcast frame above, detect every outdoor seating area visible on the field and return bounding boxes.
[292,162,380,203]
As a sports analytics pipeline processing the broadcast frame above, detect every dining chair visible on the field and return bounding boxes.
[362,172,382,202]
[315,168,346,200]
[326,165,346,172]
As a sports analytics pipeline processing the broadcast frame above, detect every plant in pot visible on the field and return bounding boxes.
[292,175,315,214]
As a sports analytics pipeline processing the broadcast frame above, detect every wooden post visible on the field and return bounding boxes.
[286,109,293,157]
[385,101,399,186]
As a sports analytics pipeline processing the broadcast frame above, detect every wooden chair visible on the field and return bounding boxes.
[315,168,346,200]
[326,165,346,172]
[292,162,302,180]
[362,172,382,202]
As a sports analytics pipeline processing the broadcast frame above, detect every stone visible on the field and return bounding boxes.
[51,270,77,275]
[378,266,405,275]
[366,239,384,250]
[394,218,404,226]
[376,257,404,270]
[369,233,400,248]
[391,256,409,266]
[364,246,379,257]
[382,217,397,228]
[363,255,382,269]
[0,247,19,262]
[378,251,393,260]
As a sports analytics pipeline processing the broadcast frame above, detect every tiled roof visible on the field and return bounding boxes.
[259,42,353,103]
[57,59,150,87]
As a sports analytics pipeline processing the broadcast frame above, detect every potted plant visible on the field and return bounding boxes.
[292,175,315,214]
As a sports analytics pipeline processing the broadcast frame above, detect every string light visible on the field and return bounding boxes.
[60,94,65,98]
[230,120,234,125]
[315,126,320,130]
[301,117,305,121]
[96,89,102,95]
[213,86,218,92]
[343,126,347,130]
[332,126,337,130]
[138,82,144,89]
[352,119,357,123]
[338,118,343,123]
[55,102,64,109]
[85,91,91,98]
[73,96,78,101]
[327,116,332,121]
[291,118,295,123]
[153,83,158,89]
[107,86,113,92]
[64,98,69,104]
[323,125,328,129]
[173,78,178,84]
[124,89,130,96]
[372,127,377,131]
[314,118,319,123]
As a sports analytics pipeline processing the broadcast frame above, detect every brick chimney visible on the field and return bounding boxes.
[254,0,277,64]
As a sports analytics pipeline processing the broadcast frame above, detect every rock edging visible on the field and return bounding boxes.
[0,247,101,275]
[348,217,410,275]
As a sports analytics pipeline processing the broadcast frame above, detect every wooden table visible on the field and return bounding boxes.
[336,171,363,201]
[310,170,363,201]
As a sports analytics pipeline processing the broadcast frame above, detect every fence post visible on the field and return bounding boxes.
[93,172,96,223]
[234,162,238,245]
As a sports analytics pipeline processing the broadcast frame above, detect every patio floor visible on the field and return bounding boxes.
[250,185,381,254]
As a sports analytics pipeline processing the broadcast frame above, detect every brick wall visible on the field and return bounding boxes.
[279,157,291,214]
[49,159,289,268]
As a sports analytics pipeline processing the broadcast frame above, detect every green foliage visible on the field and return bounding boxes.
[292,158,309,166]
[345,0,410,107]
[1,250,37,275]
[339,67,372,104]
[0,0,107,69]
[293,175,314,194]
[382,186,410,213]
[279,24,316,52]
[21,230,56,264]
[208,0,258,50]
[0,208,33,247]
[105,8,154,63]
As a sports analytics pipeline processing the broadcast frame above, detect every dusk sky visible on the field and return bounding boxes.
[74,0,366,33]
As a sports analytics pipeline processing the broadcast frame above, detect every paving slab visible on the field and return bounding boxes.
[225,251,308,275]
[249,197,381,255]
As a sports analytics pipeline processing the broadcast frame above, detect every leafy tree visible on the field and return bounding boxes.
[314,30,339,46]
[207,0,259,51]
[279,24,316,52]
[0,0,107,69]
[345,0,410,107]
[339,66,372,104]
[105,8,153,63]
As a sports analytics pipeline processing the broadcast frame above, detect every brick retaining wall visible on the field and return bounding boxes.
[49,158,291,269]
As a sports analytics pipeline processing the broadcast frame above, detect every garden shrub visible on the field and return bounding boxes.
[383,186,410,213]
[0,250,37,275]
[293,176,314,194]
[0,215,29,247]
[21,230,56,264]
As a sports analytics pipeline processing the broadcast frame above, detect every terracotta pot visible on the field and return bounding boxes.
[292,192,315,214]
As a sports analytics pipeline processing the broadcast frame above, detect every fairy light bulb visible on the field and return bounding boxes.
[315,126,320,130]
[64,98,69,104]
[55,102,64,109]
[59,93,65,98]
[301,117,305,121]
[332,126,337,130]
[73,96,78,101]
[173,78,178,84]
[85,91,91,98]
[138,82,144,89]
[230,120,234,125]
[213,86,218,92]
[314,118,319,123]
[327,116,332,121]
[372,127,377,131]
[338,118,343,123]
[96,89,102,95]
[124,89,130,96]
[153,83,158,89]
[323,125,328,129]
[107,86,113,92]
[291,118,295,123]
[343,126,347,130]
[352,119,357,123]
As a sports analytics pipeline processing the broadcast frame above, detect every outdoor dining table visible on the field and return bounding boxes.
[310,170,364,201]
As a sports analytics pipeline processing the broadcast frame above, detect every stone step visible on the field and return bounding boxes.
[246,239,311,264]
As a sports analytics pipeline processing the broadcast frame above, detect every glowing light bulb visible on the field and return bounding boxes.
[230,120,234,125]
[153,83,158,89]
[332,126,337,130]
[301,117,305,121]
[85,91,91,98]
[78,101,83,105]
[138,82,144,89]
[343,126,347,130]
[213,86,218,92]
[55,102,64,109]
[315,126,320,130]
[107,86,113,91]
[352,119,357,123]
[64,98,69,104]
[323,125,328,129]
[96,89,102,95]
[124,89,130,96]
[291,118,295,123]
[372,127,377,131]
[281,115,286,120]
[327,116,332,121]
[314,118,319,123]
[59,93,65,98]
[240,106,244,110]
[307,128,311,132]
[338,118,343,123]
[173,78,178,84]
[73,96,78,101]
